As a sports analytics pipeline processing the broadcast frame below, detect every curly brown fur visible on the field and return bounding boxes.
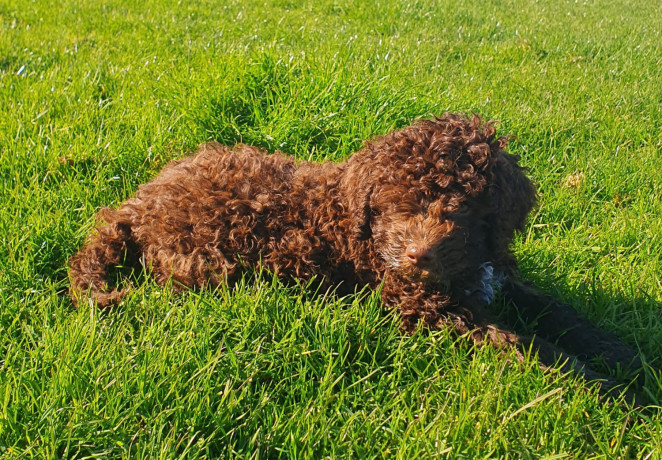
[69,113,643,397]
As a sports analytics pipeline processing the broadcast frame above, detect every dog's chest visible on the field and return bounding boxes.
[463,262,506,306]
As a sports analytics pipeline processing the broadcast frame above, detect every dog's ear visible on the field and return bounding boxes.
[340,156,376,241]
[488,152,537,250]
[348,184,374,240]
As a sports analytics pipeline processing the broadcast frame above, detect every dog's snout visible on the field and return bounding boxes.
[406,243,434,268]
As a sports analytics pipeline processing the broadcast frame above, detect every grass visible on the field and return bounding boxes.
[1,0,661,457]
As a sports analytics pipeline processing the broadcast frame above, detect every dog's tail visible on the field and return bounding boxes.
[68,208,138,308]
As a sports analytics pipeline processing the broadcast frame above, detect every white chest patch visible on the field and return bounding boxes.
[464,262,505,306]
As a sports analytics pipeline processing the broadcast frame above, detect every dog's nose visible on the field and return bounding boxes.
[406,244,434,268]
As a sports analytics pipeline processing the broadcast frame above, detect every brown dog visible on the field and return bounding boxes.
[69,113,642,393]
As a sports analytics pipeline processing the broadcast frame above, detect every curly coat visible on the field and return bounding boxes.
[69,113,641,392]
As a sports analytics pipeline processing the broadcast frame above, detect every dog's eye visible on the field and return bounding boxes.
[457,203,470,214]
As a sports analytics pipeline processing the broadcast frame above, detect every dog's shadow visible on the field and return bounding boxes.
[486,273,662,406]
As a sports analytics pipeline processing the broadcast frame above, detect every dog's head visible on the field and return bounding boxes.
[344,113,535,287]
[370,187,488,286]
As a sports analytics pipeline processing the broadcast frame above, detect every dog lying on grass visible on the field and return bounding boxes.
[69,113,642,396]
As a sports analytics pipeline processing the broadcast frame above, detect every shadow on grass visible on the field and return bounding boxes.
[187,53,428,160]
[189,57,356,157]
[491,271,662,406]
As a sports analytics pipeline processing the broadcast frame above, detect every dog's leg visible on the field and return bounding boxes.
[69,219,137,308]
[500,280,643,375]
[444,309,637,403]
[144,246,238,290]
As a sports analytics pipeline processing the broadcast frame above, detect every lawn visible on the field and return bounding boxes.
[1,0,661,457]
